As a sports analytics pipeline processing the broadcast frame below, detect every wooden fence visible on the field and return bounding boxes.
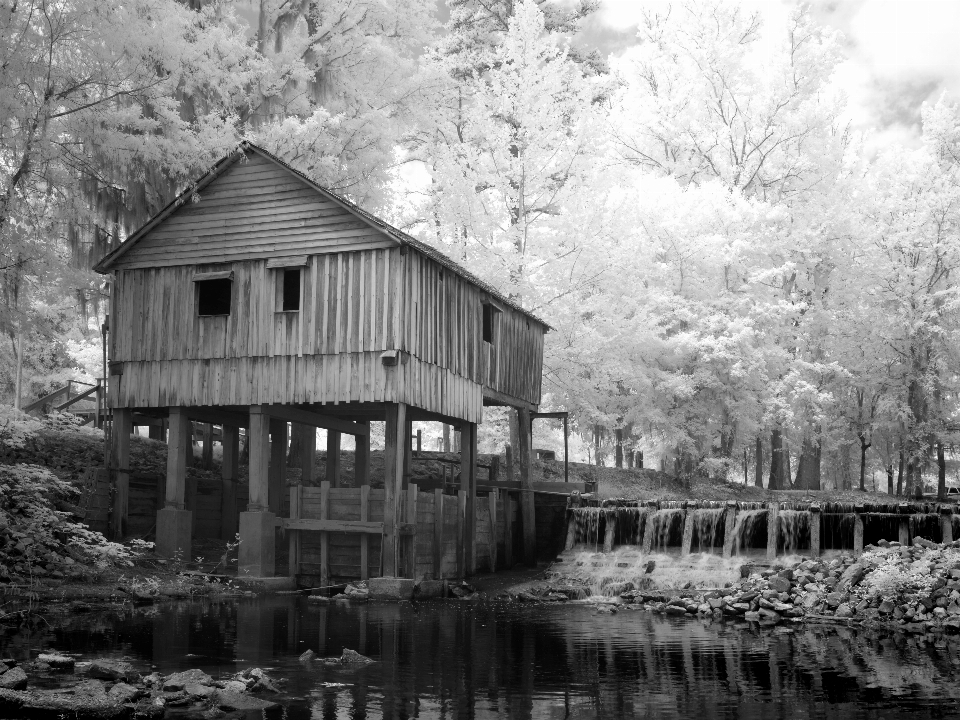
[288,482,518,585]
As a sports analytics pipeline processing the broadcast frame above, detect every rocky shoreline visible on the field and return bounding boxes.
[0,651,373,719]
[512,537,960,633]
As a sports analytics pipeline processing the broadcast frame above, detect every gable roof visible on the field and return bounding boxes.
[94,142,550,330]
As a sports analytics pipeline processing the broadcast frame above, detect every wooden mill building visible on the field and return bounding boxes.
[94,142,548,580]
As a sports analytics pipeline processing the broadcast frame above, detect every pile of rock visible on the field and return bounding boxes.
[608,538,960,631]
[0,656,284,719]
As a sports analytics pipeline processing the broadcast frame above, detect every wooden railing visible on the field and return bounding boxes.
[23,379,104,426]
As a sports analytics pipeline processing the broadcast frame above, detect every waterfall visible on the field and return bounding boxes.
[778,510,810,554]
[648,509,684,552]
[693,508,724,553]
[731,509,765,555]
[572,507,603,547]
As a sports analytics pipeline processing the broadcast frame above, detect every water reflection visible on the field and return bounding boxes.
[4,598,960,719]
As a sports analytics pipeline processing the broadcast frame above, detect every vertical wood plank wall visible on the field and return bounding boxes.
[110,250,544,418]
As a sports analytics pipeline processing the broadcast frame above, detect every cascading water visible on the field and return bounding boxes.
[614,506,647,546]
[778,510,810,554]
[648,509,684,552]
[572,507,603,548]
[693,508,724,553]
[730,509,766,555]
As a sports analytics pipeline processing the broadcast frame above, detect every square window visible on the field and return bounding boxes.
[197,278,232,316]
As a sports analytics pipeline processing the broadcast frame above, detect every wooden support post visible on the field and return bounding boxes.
[767,503,779,560]
[405,483,418,579]
[403,417,413,488]
[110,407,132,540]
[722,502,738,558]
[360,485,370,580]
[489,456,500,484]
[326,430,341,487]
[443,424,450,453]
[853,505,864,556]
[355,422,370,486]
[289,485,302,579]
[504,495,515,569]
[505,444,514,480]
[433,489,444,579]
[899,504,910,545]
[461,422,478,575]
[238,406,274,577]
[681,505,695,556]
[518,408,536,566]
[383,403,406,578]
[320,481,330,590]
[220,425,240,541]
[416,429,422,454]
[269,420,287,515]
[247,408,270,511]
[157,407,191,559]
[603,505,617,553]
[201,423,213,470]
[942,506,954,544]
[809,504,821,557]
[148,424,163,441]
[488,490,499,572]
[165,409,190,510]
[457,490,467,578]
[299,425,316,485]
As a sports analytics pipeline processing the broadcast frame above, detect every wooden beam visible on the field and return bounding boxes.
[433,489,444,579]
[355,422,370,486]
[326,430,341,488]
[268,420,287,516]
[461,422,478,575]
[518,407,536,566]
[247,407,270,511]
[482,387,536,412]
[320,481,330,589]
[166,407,191,509]
[186,407,249,429]
[383,403,406,577]
[488,490,498,573]
[257,404,368,436]
[201,423,213,470]
[111,407,132,540]
[221,425,239,541]
[289,485,302,578]
[360,485,370,580]
[402,415,413,489]
[405,483,418,579]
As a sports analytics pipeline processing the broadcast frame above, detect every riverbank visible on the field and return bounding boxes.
[511,536,960,635]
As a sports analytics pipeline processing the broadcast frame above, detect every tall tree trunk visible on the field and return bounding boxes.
[768,429,785,490]
[615,428,623,469]
[794,437,821,490]
[887,464,894,496]
[858,433,871,492]
[896,450,904,496]
[938,442,946,501]
[755,437,763,487]
[783,437,792,489]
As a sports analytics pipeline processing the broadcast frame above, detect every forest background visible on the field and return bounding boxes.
[3,0,960,496]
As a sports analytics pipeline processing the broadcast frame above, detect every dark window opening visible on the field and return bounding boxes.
[197,279,232,316]
[483,303,497,344]
[282,269,301,311]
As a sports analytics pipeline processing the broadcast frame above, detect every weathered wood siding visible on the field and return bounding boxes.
[110,153,394,269]
[107,149,545,416]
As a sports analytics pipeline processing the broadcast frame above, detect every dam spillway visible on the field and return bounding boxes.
[564,497,957,559]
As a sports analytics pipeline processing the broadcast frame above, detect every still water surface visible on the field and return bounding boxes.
[4,597,960,719]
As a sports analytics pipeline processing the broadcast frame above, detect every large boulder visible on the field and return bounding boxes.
[214,690,280,712]
[88,659,140,683]
[0,667,27,691]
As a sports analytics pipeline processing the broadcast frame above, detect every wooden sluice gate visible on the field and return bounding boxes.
[565,495,958,559]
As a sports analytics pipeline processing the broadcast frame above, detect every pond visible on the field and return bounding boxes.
[4,597,960,719]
